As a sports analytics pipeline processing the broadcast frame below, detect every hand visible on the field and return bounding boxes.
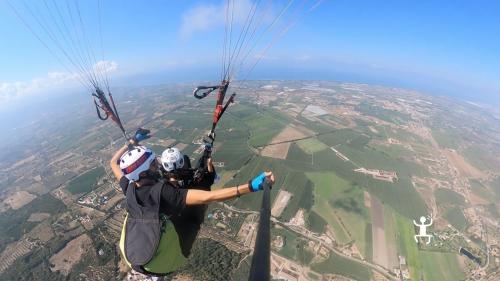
[207,158,214,173]
[203,141,213,152]
[132,128,151,144]
[249,171,275,192]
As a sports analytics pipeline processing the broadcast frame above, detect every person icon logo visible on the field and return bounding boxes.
[413,216,433,244]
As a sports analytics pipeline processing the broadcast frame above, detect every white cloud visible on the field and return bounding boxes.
[180,0,254,39]
[94,60,118,74]
[0,61,118,104]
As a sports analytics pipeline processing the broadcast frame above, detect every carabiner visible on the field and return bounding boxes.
[193,86,219,99]
[93,98,109,120]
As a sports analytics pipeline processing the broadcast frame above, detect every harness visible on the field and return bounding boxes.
[119,181,186,275]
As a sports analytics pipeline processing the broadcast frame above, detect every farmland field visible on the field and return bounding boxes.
[271,226,313,265]
[286,142,312,163]
[245,112,286,147]
[394,213,422,281]
[66,167,105,195]
[311,148,427,219]
[307,211,327,233]
[434,188,466,206]
[490,177,500,200]
[444,206,468,231]
[431,128,460,149]
[468,179,494,202]
[296,138,328,154]
[420,251,465,281]
[307,172,371,256]
[311,250,372,281]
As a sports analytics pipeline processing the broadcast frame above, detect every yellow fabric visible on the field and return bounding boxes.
[119,213,188,274]
[119,214,132,267]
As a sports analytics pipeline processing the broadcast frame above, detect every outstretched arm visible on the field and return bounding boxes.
[110,144,129,181]
[186,183,251,205]
[186,172,274,205]
[425,218,433,226]
[413,220,418,226]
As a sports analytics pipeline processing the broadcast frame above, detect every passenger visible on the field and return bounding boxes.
[159,146,215,257]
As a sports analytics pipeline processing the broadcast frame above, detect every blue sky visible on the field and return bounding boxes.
[0,0,499,105]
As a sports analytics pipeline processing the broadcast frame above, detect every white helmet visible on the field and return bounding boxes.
[161,147,184,172]
[119,146,156,181]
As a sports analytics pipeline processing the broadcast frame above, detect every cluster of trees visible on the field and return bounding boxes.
[68,226,121,280]
[307,211,327,233]
[178,238,245,281]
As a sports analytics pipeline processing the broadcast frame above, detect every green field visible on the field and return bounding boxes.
[434,188,466,206]
[311,250,372,281]
[66,166,105,195]
[371,143,415,159]
[317,129,361,147]
[272,227,299,260]
[307,211,327,233]
[462,146,497,171]
[296,138,329,154]
[431,129,460,149]
[245,112,286,147]
[490,177,500,200]
[278,172,314,221]
[272,227,313,265]
[356,101,411,125]
[420,251,465,281]
[394,213,422,281]
[468,179,494,202]
[487,203,500,218]
[215,140,253,171]
[346,134,371,150]
[306,171,350,243]
[286,142,312,163]
[334,142,428,177]
[444,206,467,231]
[307,172,371,257]
[312,148,427,219]
[296,115,333,133]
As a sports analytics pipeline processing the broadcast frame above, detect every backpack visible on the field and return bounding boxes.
[119,181,187,276]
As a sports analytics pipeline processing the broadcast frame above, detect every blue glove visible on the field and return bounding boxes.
[203,142,212,150]
[133,128,151,143]
[250,172,267,192]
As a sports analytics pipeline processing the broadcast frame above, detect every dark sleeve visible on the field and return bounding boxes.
[119,176,129,195]
[183,155,192,169]
[160,183,188,214]
[198,170,216,190]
